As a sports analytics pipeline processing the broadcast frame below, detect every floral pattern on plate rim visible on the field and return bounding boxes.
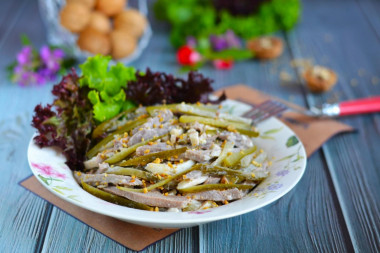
[31,162,82,203]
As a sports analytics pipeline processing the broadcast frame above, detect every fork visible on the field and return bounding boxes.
[243,96,380,124]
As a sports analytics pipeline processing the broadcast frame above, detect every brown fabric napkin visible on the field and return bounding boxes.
[20,176,178,251]
[20,85,353,251]
[214,85,353,157]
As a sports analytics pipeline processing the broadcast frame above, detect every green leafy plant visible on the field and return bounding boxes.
[79,55,137,122]
[154,0,301,48]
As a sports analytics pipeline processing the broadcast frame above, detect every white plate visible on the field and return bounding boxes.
[27,99,307,228]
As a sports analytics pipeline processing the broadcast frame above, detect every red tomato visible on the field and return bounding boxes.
[177,46,201,66]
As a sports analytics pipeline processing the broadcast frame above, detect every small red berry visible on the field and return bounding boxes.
[213,59,234,70]
[177,46,201,66]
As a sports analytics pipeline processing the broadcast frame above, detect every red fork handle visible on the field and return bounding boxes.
[339,96,380,116]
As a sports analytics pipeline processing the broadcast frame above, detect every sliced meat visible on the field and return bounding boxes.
[218,131,253,149]
[128,125,173,146]
[153,109,174,122]
[113,137,128,151]
[135,142,173,156]
[185,188,246,201]
[189,122,205,132]
[84,155,104,170]
[132,109,174,135]
[135,106,147,115]
[183,150,211,163]
[104,187,191,208]
[199,134,217,149]
[74,173,142,187]
[84,150,115,169]
[96,163,110,174]
[203,177,221,185]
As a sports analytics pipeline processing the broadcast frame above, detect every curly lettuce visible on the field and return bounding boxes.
[79,55,137,122]
[32,70,94,170]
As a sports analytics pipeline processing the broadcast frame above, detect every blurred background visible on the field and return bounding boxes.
[0,0,379,119]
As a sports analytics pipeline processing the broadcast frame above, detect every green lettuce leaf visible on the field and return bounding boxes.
[79,55,137,122]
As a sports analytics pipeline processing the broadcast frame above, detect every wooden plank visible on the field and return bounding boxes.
[0,0,28,54]
[0,3,53,247]
[286,0,380,252]
[0,0,23,26]
[356,0,380,40]
[0,112,53,252]
[41,208,198,253]
[200,152,353,253]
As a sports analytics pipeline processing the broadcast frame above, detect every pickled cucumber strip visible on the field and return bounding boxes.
[212,141,234,166]
[179,115,259,137]
[118,147,187,166]
[92,108,136,139]
[106,166,157,181]
[176,103,251,125]
[104,134,167,164]
[146,104,180,115]
[117,164,202,193]
[176,104,216,117]
[87,118,148,158]
[223,146,257,167]
[201,165,245,180]
[147,103,217,116]
[208,165,265,182]
[81,181,152,210]
[178,184,253,193]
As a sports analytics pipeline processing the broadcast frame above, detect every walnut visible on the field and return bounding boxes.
[303,65,338,93]
[246,36,284,60]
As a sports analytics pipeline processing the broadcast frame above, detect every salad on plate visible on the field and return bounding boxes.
[31,55,273,212]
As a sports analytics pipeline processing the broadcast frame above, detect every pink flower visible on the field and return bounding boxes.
[17,46,33,65]
[32,162,66,179]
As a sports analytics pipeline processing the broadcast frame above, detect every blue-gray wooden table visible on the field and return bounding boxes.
[0,0,379,252]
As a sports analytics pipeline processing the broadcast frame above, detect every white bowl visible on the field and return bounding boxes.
[27,99,307,228]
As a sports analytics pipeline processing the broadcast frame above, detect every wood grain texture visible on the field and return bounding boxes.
[286,0,380,252]
[0,0,379,252]
[200,153,353,253]
[198,29,353,252]
[0,113,52,253]
[356,0,380,40]
[41,208,198,253]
